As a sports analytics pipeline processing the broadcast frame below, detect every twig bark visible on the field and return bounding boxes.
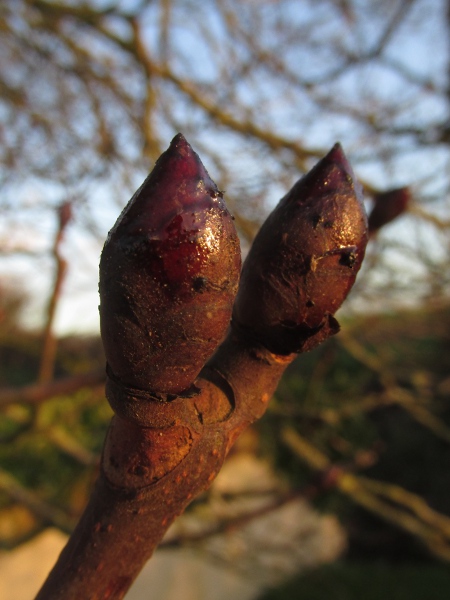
[35,334,295,600]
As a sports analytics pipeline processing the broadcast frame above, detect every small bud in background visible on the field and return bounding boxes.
[58,201,73,231]
[368,187,411,236]
[232,143,368,355]
[99,134,241,396]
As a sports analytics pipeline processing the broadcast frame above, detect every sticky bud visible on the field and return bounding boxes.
[99,134,241,395]
[232,143,368,355]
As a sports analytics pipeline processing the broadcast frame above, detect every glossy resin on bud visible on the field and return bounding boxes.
[232,143,368,355]
[99,134,241,395]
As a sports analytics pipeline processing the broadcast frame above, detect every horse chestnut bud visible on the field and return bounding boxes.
[99,134,241,395]
[232,143,368,355]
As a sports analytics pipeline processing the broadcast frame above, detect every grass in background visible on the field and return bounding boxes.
[259,561,450,600]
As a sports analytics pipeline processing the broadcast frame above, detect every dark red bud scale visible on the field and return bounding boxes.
[232,143,368,355]
[99,134,241,396]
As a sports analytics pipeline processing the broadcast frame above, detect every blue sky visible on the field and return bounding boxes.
[1,0,449,335]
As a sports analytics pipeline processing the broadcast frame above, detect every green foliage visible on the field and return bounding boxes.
[0,332,110,542]
[258,562,450,600]
[1,304,450,561]
[257,305,450,556]
[0,385,111,511]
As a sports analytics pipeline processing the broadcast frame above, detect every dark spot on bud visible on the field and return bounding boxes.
[339,248,357,269]
[193,277,208,292]
[312,214,323,228]
[312,214,334,230]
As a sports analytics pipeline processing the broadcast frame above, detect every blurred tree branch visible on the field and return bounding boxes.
[0,468,76,533]
[282,427,450,562]
[0,370,105,407]
[38,201,72,383]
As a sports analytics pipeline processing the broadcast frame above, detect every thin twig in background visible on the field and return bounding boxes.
[0,469,76,534]
[0,370,105,407]
[38,201,72,384]
[281,427,450,562]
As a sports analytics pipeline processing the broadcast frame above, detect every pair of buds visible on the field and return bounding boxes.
[99,135,368,397]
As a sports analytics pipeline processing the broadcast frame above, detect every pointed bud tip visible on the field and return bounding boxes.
[322,142,364,203]
[156,133,214,187]
[169,132,190,153]
[168,134,205,169]
[325,142,355,179]
[326,142,345,163]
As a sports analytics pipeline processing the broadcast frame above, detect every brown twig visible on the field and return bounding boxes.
[34,136,367,600]
[0,370,105,407]
[38,201,72,384]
